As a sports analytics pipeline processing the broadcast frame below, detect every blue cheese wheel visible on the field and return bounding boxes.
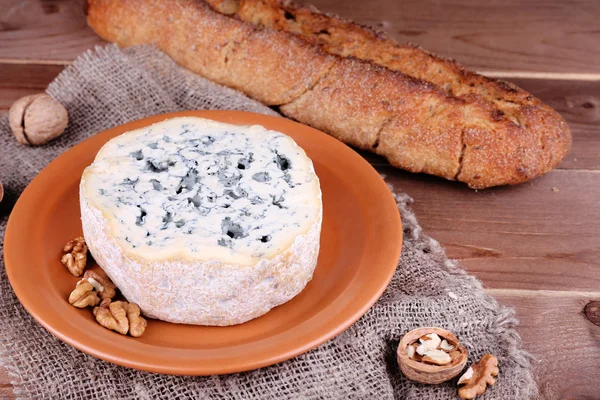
[80,117,322,326]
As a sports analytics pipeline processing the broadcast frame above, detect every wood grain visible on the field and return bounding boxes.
[0,0,103,62]
[509,78,600,171]
[493,290,600,400]
[0,366,13,400]
[0,63,64,110]
[381,167,600,292]
[584,301,600,327]
[1,0,600,74]
[306,0,600,74]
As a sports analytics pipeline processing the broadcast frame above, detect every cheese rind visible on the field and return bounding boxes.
[80,117,322,325]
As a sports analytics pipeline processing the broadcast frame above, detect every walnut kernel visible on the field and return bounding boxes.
[68,281,100,308]
[124,303,147,338]
[61,237,88,276]
[93,299,129,335]
[458,354,499,399]
[83,270,116,300]
[93,299,147,337]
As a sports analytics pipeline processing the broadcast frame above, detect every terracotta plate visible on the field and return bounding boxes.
[4,110,402,375]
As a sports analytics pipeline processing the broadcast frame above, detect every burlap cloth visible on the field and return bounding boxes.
[0,45,537,399]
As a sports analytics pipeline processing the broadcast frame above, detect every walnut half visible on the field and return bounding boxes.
[93,299,147,337]
[68,281,100,308]
[124,302,148,338]
[458,354,499,399]
[61,237,88,276]
[83,270,116,300]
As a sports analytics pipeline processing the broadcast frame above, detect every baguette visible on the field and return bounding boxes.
[86,0,571,188]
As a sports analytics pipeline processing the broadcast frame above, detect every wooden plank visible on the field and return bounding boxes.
[307,0,600,74]
[381,167,600,292]
[0,0,599,75]
[0,63,64,110]
[509,78,600,171]
[0,0,104,63]
[492,290,600,400]
[0,366,14,399]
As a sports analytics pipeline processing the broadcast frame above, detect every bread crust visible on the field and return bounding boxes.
[86,0,571,188]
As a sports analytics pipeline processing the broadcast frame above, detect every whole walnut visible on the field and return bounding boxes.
[8,93,68,146]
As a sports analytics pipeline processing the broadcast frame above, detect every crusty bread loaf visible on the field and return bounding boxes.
[86,0,571,188]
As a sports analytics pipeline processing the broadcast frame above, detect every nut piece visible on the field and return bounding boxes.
[440,339,454,351]
[93,299,148,337]
[8,93,68,146]
[61,237,88,276]
[407,344,416,359]
[0,181,3,204]
[458,354,499,399]
[124,302,147,337]
[68,281,100,308]
[421,349,452,366]
[83,270,116,300]
[93,299,129,335]
[416,333,442,355]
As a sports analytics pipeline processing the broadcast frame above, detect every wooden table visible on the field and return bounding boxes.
[1,0,598,398]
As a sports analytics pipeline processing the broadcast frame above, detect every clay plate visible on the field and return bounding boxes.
[4,110,402,375]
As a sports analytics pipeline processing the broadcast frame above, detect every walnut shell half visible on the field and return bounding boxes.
[8,93,68,146]
[397,327,468,384]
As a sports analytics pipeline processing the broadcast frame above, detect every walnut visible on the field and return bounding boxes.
[93,299,129,335]
[68,281,100,308]
[458,354,499,399]
[61,237,88,276]
[8,93,68,146]
[83,270,116,300]
[124,302,147,337]
[93,299,147,337]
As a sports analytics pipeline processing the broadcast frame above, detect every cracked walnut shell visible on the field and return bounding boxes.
[8,93,68,146]
[397,327,468,384]
[61,237,88,276]
[458,354,499,399]
[68,281,100,308]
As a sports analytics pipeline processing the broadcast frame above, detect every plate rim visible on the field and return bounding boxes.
[4,110,402,375]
